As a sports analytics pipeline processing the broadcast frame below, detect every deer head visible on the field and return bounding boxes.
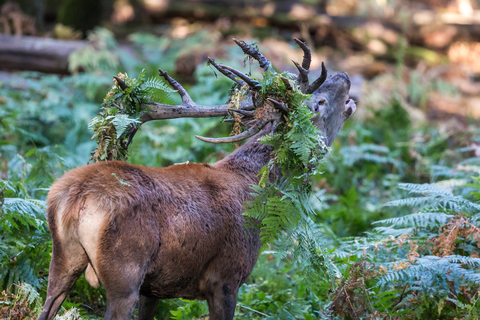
[116,38,356,148]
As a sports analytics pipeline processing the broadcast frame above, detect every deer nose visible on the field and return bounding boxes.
[338,72,350,81]
[332,72,350,81]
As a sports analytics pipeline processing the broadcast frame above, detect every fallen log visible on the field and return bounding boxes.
[0,35,86,74]
[1,7,480,75]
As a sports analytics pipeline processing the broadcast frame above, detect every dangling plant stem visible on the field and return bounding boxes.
[244,71,327,250]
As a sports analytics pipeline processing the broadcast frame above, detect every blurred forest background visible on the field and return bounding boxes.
[2,0,480,319]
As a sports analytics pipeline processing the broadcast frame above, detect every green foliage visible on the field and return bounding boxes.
[69,28,120,74]
[89,70,174,162]
[128,62,238,167]
[340,144,404,174]
[170,299,208,320]
[0,283,44,319]
[0,180,50,290]
[0,28,242,318]
[244,72,321,237]
[2,27,480,319]
[239,71,342,288]
[326,177,480,319]
[383,182,480,213]
[236,255,326,319]
[54,308,83,320]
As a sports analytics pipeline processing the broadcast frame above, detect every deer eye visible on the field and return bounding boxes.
[314,98,326,112]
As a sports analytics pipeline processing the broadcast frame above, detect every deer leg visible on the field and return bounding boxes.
[103,292,139,320]
[206,284,238,320]
[138,295,159,320]
[98,254,151,320]
[100,267,145,320]
[97,206,160,320]
[38,246,87,320]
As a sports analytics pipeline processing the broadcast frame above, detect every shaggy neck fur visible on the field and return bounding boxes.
[213,127,274,183]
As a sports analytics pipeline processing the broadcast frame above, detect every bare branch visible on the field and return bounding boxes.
[293,38,312,70]
[220,64,262,90]
[196,97,285,143]
[207,57,245,86]
[196,128,259,144]
[306,62,327,94]
[270,119,280,136]
[125,126,138,147]
[242,119,256,129]
[233,38,274,73]
[239,103,255,111]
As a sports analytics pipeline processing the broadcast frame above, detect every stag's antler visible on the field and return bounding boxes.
[124,38,329,143]
[291,38,328,94]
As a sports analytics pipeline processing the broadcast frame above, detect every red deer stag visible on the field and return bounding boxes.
[38,39,356,320]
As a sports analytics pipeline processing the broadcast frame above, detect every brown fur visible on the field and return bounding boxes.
[38,72,354,320]
[39,134,270,320]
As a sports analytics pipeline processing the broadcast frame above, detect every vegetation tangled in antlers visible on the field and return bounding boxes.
[88,38,334,275]
[88,70,174,162]
[89,38,328,160]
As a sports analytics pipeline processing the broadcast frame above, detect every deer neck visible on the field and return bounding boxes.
[213,127,273,183]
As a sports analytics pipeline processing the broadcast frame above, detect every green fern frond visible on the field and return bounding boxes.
[373,212,454,229]
[377,255,480,290]
[397,183,450,195]
[89,70,178,162]
[141,77,175,104]
[1,198,46,232]
[340,144,404,171]
[384,182,480,213]
[111,114,140,139]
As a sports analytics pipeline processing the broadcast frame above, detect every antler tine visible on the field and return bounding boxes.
[306,62,327,94]
[267,98,288,113]
[292,60,309,92]
[293,38,311,70]
[229,108,255,117]
[208,58,246,86]
[220,64,262,91]
[113,76,129,91]
[280,76,292,91]
[232,38,275,73]
[159,69,195,105]
[196,96,287,143]
[223,118,256,130]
